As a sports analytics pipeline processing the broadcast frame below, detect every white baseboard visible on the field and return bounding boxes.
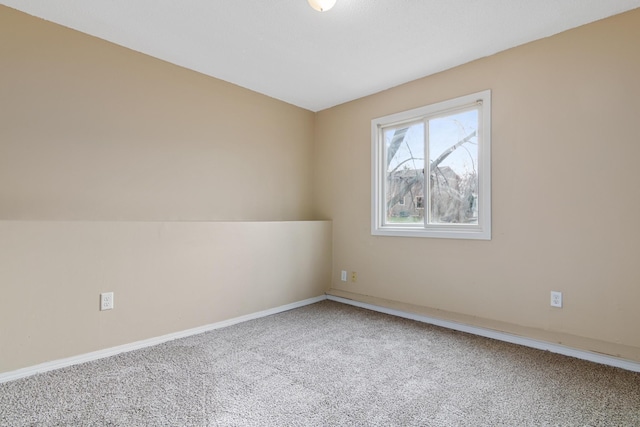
[0,295,327,384]
[327,295,640,373]
[4,293,638,384]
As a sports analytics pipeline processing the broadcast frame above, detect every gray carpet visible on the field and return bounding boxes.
[1,300,639,426]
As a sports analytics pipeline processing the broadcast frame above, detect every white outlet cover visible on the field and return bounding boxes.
[100,292,114,311]
[550,291,562,308]
[340,270,347,282]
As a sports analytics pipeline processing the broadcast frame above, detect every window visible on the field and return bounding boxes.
[371,90,491,240]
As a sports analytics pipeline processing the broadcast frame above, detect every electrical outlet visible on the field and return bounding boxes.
[341,270,347,282]
[100,292,114,311]
[550,291,562,308]
[351,271,357,283]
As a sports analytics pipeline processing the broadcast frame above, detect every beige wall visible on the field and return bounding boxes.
[0,6,329,374]
[0,6,315,221]
[315,9,640,361]
[0,220,331,373]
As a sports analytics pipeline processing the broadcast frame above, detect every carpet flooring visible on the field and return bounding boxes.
[1,300,639,426]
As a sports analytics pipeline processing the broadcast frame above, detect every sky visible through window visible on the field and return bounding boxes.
[386,109,478,176]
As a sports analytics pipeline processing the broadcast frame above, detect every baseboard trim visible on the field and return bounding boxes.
[327,294,640,373]
[0,295,328,384]
[5,293,637,383]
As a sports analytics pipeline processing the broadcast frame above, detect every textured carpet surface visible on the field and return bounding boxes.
[1,300,639,426]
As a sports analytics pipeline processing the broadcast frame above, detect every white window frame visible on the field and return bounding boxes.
[371,90,491,240]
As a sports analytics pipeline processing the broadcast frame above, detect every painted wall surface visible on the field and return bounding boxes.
[0,6,329,374]
[0,220,332,373]
[0,6,315,221]
[315,9,640,360]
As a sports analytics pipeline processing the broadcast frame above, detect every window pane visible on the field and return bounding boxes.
[372,90,490,239]
[428,109,479,224]
[384,122,424,224]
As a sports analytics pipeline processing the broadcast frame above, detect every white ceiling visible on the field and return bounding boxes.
[3,0,640,111]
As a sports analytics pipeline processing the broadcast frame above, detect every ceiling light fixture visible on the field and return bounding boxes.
[308,0,336,12]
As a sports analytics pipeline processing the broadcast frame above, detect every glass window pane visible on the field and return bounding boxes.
[384,122,425,224]
[428,109,479,224]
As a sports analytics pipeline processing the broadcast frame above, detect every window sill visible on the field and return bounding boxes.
[372,226,491,240]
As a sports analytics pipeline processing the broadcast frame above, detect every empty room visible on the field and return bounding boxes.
[1,0,640,425]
